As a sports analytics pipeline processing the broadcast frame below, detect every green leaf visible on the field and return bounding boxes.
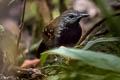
[42,47,120,72]
[83,37,120,50]
[40,52,50,67]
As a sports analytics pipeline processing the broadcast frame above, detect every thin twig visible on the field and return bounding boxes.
[16,0,27,59]
[17,0,27,48]
[76,18,106,45]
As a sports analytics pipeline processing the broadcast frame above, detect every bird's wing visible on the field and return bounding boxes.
[42,17,59,40]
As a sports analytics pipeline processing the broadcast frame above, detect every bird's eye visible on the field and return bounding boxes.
[69,15,74,18]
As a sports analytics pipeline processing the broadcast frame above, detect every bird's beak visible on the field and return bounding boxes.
[80,13,89,18]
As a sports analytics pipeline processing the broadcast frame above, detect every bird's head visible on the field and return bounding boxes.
[60,10,89,24]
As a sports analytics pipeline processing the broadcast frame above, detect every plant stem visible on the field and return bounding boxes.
[17,0,27,48]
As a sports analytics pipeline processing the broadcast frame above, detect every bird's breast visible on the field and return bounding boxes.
[55,22,82,46]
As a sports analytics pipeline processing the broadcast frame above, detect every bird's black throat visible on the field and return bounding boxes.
[56,20,82,47]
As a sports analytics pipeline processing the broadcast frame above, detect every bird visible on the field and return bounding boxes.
[37,10,89,58]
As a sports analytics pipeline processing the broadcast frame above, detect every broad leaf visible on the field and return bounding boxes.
[83,37,120,50]
[42,47,120,72]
